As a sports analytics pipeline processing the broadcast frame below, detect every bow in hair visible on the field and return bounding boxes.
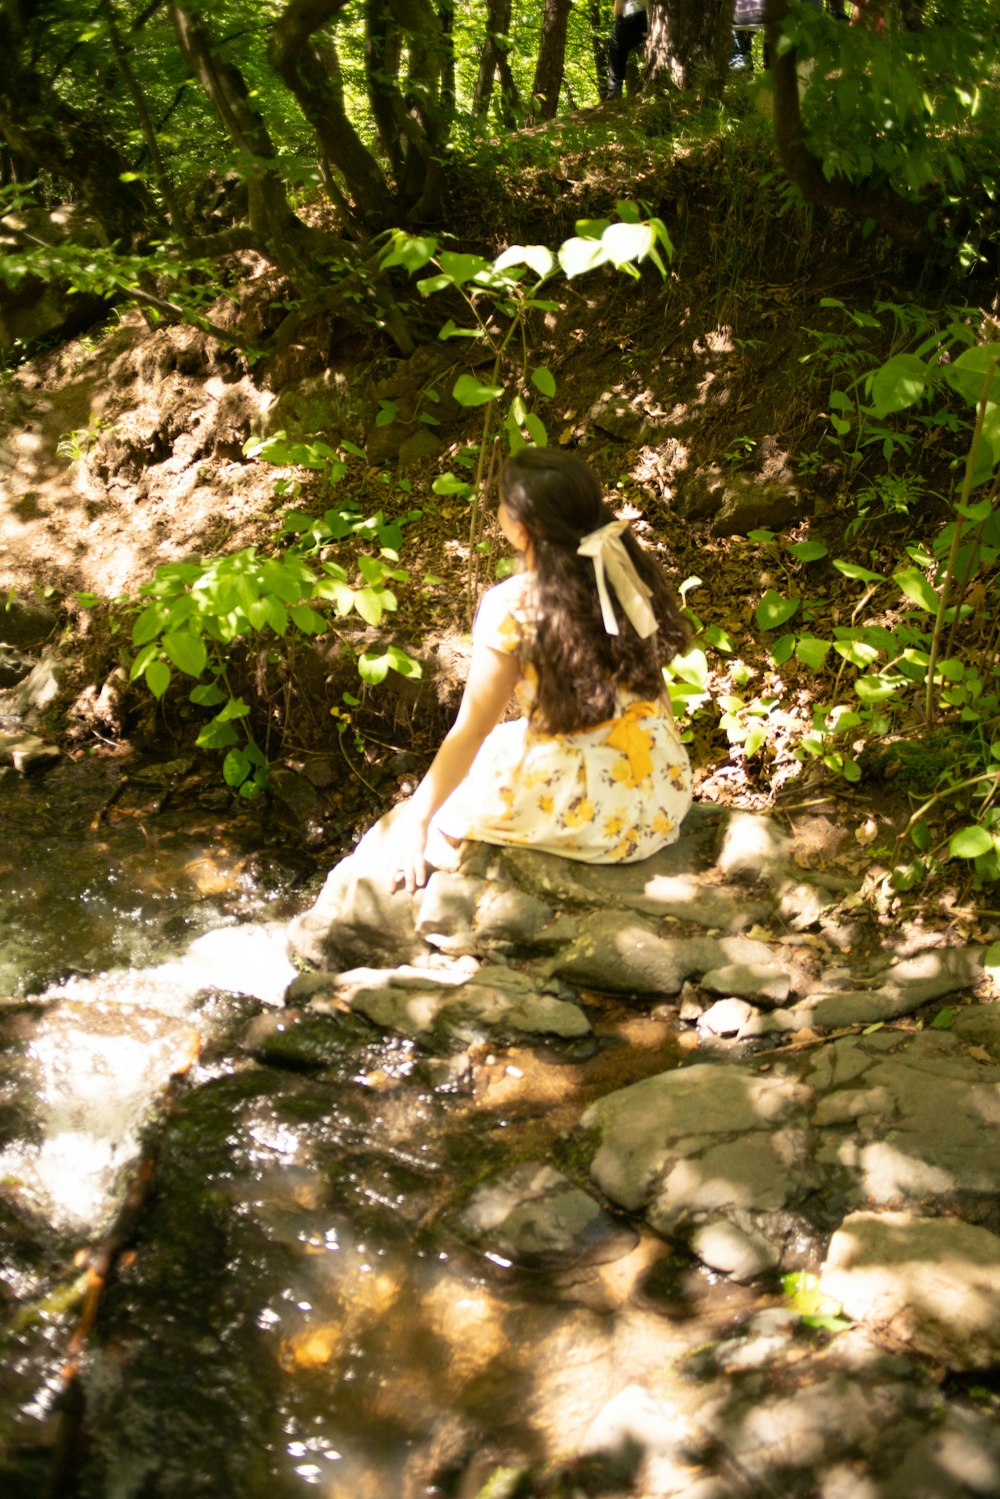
[576,519,657,638]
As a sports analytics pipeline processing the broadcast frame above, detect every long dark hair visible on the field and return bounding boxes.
[498,448,689,734]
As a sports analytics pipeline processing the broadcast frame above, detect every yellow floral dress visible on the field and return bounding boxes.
[434,572,692,864]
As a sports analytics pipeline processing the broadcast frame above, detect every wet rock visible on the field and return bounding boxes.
[715,810,791,883]
[240,1008,375,1065]
[580,1383,691,1494]
[415,870,486,953]
[0,730,59,773]
[267,766,325,828]
[548,913,704,995]
[288,864,425,969]
[347,969,590,1046]
[792,945,987,1028]
[697,997,754,1036]
[820,1211,1000,1370]
[690,1217,781,1280]
[9,651,64,716]
[460,1162,637,1267]
[0,645,33,687]
[873,1405,1000,1499]
[583,1062,811,1265]
[700,959,791,1005]
[0,597,56,649]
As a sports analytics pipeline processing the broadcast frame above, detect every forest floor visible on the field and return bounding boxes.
[1,92,998,946]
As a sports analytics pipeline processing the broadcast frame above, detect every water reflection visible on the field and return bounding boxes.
[0,756,708,1498]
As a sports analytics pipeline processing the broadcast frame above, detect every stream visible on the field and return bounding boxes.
[1,748,761,1499]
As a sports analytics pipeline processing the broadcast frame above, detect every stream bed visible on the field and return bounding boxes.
[0,752,757,1499]
[3,751,999,1499]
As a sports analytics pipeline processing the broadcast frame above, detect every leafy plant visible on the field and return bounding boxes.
[56,414,115,462]
[126,446,421,796]
[380,203,674,619]
[782,1271,851,1334]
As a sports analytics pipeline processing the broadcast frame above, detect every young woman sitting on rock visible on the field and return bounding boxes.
[391,448,693,892]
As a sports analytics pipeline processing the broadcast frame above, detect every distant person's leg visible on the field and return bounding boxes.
[606,11,647,98]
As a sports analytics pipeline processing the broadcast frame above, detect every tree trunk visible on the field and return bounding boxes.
[98,0,190,243]
[588,0,609,97]
[0,2,158,248]
[764,0,934,252]
[168,1,307,273]
[270,0,395,231]
[646,0,731,96]
[531,0,573,120]
[473,0,514,118]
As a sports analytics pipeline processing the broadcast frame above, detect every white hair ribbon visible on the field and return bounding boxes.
[576,519,658,639]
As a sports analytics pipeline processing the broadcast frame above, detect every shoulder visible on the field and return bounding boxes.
[473,572,534,655]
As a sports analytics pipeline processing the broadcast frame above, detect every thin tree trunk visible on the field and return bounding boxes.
[98,0,190,242]
[474,0,511,116]
[169,0,306,271]
[531,0,573,120]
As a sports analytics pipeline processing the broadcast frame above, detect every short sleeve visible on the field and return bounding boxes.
[472,574,530,656]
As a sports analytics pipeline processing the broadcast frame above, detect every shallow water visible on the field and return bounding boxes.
[2,754,739,1497]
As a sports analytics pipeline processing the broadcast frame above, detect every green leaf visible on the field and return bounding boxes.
[217,695,250,722]
[949,825,994,858]
[132,600,167,646]
[796,635,832,669]
[531,366,556,397]
[196,717,239,749]
[557,236,607,279]
[264,596,288,635]
[144,659,171,699]
[771,633,796,666]
[855,674,905,703]
[941,345,1000,407]
[601,221,655,268]
[162,628,207,678]
[222,748,250,789]
[436,251,489,287]
[453,373,504,407]
[438,318,481,340]
[930,1006,956,1030]
[669,647,709,690]
[432,471,473,497]
[357,649,388,685]
[523,412,547,446]
[289,604,327,634]
[744,723,767,757]
[894,567,939,613]
[380,231,437,273]
[190,681,226,707]
[755,589,800,631]
[703,623,735,653]
[786,539,829,563]
[910,819,932,852]
[832,559,887,584]
[353,588,383,626]
[493,244,556,280]
[868,353,928,416]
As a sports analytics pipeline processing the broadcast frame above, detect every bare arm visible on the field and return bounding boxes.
[396,639,520,890]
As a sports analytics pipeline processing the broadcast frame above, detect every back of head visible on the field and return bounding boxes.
[499,448,611,547]
[495,448,689,733]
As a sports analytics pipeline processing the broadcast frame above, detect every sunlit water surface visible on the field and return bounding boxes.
[0,754,725,1499]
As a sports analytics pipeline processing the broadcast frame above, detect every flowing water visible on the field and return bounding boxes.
[0,751,754,1499]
